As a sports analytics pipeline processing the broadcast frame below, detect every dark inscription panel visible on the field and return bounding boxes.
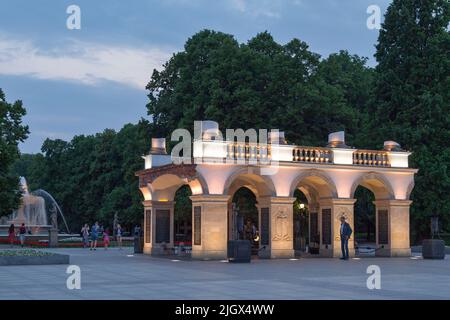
[194,206,201,245]
[322,209,332,245]
[260,208,270,245]
[378,210,389,245]
[310,212,318,241]
[145,209,151,243]
[155,209,170,243]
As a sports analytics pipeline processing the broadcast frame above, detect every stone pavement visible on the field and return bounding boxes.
[0,246,449,300]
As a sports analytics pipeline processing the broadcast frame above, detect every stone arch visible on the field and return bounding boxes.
[139,184,154,201]
[405,179,415,200]
[150,172,209,201]
[137,163,209,202]
[297,185,320,205]
[289,169,338,199]
[223,166,277,198]
[350,172,395,200]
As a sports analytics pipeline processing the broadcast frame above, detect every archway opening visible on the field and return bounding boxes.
[351,173,395,257]
[230,187,259,256]
[293,189,309,254]
[174,185,193,245]
[290,171,338,256]
[354,185,376,256]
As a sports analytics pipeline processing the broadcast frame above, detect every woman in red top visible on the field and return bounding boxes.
[8,224,15,247]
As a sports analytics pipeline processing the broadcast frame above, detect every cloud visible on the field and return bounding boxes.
[229,0,282,18]
[0,35,172,90]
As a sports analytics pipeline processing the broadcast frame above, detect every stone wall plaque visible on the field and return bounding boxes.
[145,209,151,243]
[155,209,170,244]
[273,209,290,241]
[378,209,388,245]
[322,209,331,245]
[260,207,269,245]
[194,206,201,245]
[310,211,318,241]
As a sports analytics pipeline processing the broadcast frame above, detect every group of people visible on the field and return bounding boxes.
[7,223,28,247]
[80,222,123,250]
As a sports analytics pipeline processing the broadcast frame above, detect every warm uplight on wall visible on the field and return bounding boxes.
[387,152,410,168]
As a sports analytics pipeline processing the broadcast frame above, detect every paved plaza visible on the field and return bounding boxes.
[0,247,449,300]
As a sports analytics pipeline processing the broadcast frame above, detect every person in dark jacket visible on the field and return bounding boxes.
[18,223,27,247]
[339,216,352,260]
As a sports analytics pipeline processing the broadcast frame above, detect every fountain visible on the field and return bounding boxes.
[0,177,70,235]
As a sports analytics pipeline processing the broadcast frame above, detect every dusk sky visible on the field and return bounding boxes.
[0,0,391,153]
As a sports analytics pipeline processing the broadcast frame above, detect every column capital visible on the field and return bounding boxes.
[269,197,297,205]
[142,200,175,208]
[373,199,412,207]
[319,198,357,206]
[190,194,231,203]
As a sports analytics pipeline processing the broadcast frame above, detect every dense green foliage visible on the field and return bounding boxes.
[12,121,154,232]
[0,89,29,217]
[372,0,450,240]
[147,31,369,147]
[8,0,449,240]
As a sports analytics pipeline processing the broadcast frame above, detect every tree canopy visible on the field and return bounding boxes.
[372,0,450,239]
[146,30,370,147]
[10,0,450,240]
[0,88,29,217]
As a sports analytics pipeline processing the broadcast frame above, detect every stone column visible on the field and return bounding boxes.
[318,198,356,258]
[256,196,271,258]
[190,195,230,260]
[308,203,320,254]
[143,200,152,254]
[269,197,296,259]
[142,200,174,255]
[374,200,411,257]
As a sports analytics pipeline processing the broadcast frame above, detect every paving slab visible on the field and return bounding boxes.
[0,247,449,299]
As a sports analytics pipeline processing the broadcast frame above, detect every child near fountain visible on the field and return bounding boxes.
[103,229,110,250]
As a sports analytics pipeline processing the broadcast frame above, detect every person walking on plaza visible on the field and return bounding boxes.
[103,228,110,250]
[8,224,15,247]
[81,224,90,248]
[90,221,99,251]
[339,216,352,260]
[18,223,27,247]
[116,224,123,250]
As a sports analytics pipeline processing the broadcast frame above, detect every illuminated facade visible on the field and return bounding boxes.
[136,121,417,260]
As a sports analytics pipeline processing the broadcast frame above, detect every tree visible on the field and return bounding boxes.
[317,51,375,147]
[146,30,363,147]
[0,88,29,217]
[12,120,153,232]
[372,0,450,240]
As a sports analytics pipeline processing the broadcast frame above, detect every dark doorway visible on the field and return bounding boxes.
[354,185,376,255]
[174,185,192,244]
[293,189,309,254]
[231,187,259,256]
